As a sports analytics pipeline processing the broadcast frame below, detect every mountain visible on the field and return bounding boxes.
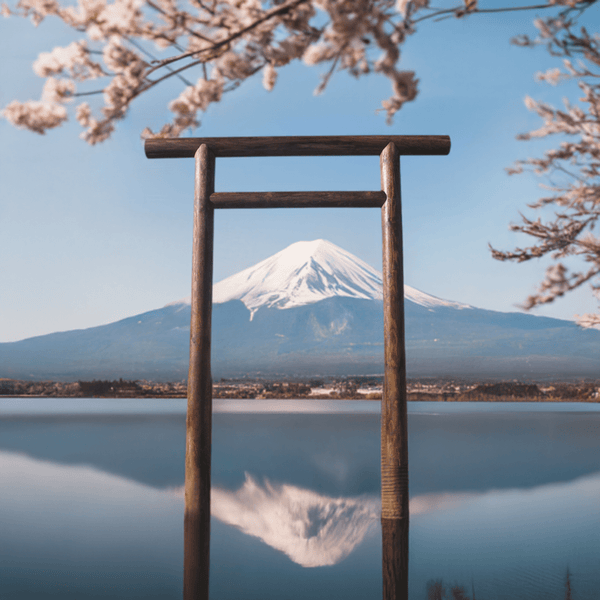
[1,239,599,381]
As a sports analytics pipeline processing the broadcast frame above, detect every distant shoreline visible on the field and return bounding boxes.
[1,378,599,402]
[3,396,599,402]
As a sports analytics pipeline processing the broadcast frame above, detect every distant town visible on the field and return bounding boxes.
[1,377,599,402]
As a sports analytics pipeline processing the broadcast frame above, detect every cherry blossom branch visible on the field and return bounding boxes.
[3,0,598,150]
[148,0,310,73]
[493,21,600,324]
[412,2,561,25]
[126,36,194,86]
[145,0,214,44]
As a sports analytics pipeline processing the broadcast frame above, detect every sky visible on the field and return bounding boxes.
[2,2,600,343]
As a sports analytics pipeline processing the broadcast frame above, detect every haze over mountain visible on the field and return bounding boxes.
[1,239,599,381]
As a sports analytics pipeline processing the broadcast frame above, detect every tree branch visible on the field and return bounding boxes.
[146,0,310,74]
[412,2,557,25]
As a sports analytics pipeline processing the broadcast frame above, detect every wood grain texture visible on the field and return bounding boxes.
[184,144,215,600]
[210,191,386,208]
[145,135,450,158]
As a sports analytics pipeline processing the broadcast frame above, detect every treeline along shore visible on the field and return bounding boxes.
[1,377,599,402]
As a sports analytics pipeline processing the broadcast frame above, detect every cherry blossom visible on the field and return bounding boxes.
[492,9,600,326]
[3,0,593,144]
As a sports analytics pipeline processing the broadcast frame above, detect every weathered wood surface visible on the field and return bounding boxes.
[145,135,450,159]
[184,144,215,600]
[380,142,409,600]
[210,190,386,209]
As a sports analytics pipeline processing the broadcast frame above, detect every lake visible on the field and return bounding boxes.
[1,399,599,600]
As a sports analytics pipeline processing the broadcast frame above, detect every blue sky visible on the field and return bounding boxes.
[2,3,600,343]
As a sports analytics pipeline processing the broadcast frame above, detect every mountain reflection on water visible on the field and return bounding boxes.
[210,474,379,567]
[1,401,599,600]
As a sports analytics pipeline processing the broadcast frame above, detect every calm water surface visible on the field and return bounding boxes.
[1,399,599,600]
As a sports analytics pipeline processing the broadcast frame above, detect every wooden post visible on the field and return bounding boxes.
[184,144,215,600]
[380,142,409,600]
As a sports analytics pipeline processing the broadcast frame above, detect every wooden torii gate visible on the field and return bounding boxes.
[145,135,451,600]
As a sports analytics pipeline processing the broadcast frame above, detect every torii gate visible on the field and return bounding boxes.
[145,135,451,600]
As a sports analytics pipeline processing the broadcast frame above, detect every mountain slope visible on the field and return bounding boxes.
[1,240,599,381]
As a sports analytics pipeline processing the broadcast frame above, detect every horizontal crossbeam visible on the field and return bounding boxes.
[210,191,386,208]
[145,135,450,159]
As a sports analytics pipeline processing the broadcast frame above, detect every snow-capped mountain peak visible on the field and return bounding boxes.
[170,239,471,316]
[212,239,383,318]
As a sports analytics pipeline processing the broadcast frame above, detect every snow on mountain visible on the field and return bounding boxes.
[171,239,471,316]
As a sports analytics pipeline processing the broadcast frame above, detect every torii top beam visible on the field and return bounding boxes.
[144,135,450,159]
